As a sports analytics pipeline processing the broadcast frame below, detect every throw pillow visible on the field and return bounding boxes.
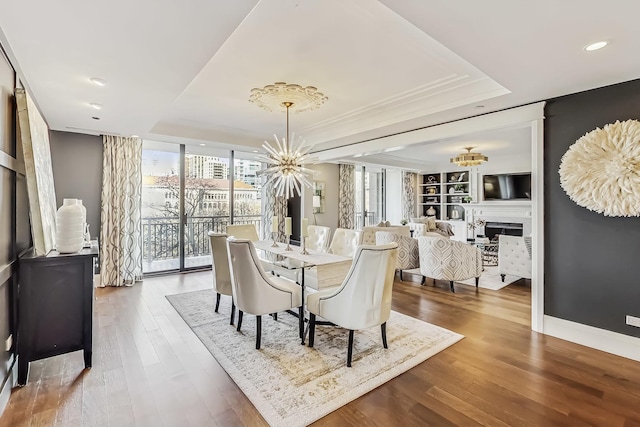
[426,216,437,231]
[385,221,391,227]
[435,221,455,236]
[376,221,386,227]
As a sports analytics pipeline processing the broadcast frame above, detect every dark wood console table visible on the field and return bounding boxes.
[17,245,98,385]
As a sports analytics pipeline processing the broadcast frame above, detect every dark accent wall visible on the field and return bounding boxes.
[49,131,103,239]
[0,41,24,403]
[544,78,640,338]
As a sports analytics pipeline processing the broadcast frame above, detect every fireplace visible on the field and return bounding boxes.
[484,221,523,241]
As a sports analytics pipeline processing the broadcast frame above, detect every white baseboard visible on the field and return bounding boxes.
[0,357,17,418]
[544,315,640,362]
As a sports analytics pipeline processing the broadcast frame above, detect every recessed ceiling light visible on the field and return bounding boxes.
[584,41,607,51]
[131,134,139,138]
[89,77,106,86]
[252,150,258,153]
[89,103,103,110]
[92,116,100,120]
[475,105,485,109]
[199,143,205,146]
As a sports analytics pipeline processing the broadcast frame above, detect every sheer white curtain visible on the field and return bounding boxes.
[100,135,143,287]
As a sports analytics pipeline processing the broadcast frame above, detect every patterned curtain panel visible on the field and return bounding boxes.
[402,171,417,220]
[100,135,143,287]
[338,164,355,229]
[262,176,288,241]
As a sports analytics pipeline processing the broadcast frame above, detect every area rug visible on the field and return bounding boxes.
[167,289,463,427]
[457,266,521,290]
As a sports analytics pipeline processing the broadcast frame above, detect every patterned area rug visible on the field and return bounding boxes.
[167,289,463,427]
[457,266,521,290]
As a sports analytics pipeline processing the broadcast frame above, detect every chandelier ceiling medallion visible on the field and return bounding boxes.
[450,146,489,167]
[250,82,328,198]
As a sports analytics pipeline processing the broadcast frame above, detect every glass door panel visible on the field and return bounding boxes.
[141,141,181,273]
[365,167,385,226]
[184,147,231,269]
[355,167,364,229]
[355,165,386,228]
[232,152,264,239]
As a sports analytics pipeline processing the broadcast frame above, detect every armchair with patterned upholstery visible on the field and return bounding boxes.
[375,231,419,282]
[498,235,532,282]
[418,235,482,293]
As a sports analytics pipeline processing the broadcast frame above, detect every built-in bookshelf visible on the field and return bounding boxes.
[419,171,470,221]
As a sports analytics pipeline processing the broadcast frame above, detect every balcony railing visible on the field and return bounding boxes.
[355,211,377,229]
[142,215,261,264]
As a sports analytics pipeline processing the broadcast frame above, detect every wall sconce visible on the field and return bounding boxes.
[313,182,325,224]
[313,182,325,213]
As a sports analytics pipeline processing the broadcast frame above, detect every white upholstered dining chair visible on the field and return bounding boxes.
[306,225,331,252]
[306,243,398,367]
[226,238,303,349]
[207,232,236,325]
[328,228,362,258]
[226,224,260,241]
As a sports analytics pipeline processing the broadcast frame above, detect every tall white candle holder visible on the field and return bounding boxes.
[285,235,292,251]
[271,232,278,247]
[300,236,309,255]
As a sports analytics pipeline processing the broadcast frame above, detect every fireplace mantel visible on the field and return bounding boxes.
[463,203,532,236]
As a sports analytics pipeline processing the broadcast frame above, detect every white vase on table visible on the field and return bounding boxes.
[56,198,84,253]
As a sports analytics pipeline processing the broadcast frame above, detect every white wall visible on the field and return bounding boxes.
[385,170,403,224]
[302,163,340,230]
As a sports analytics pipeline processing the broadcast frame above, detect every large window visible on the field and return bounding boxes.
[141,142,263,273]
[355,165,386,228]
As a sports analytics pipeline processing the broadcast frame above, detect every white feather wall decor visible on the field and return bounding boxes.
[559,119,640,217]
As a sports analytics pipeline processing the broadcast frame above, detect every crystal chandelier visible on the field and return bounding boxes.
[450,146,488,167]
[250,82,328,198]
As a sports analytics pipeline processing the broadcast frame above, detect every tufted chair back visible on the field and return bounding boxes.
[360,226,410,245]
[208,232,232,296]
[375,231,419,270]
[498,235,532,280]
[306,225,331,252]
[328,228,362,258]
[226,224,259,241]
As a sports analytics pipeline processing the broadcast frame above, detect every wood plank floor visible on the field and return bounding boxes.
[2,271,640,426]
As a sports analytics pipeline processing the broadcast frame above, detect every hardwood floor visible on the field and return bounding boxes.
[2,271,640,426]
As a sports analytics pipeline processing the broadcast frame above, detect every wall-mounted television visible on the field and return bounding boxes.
[482,173,531,200]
